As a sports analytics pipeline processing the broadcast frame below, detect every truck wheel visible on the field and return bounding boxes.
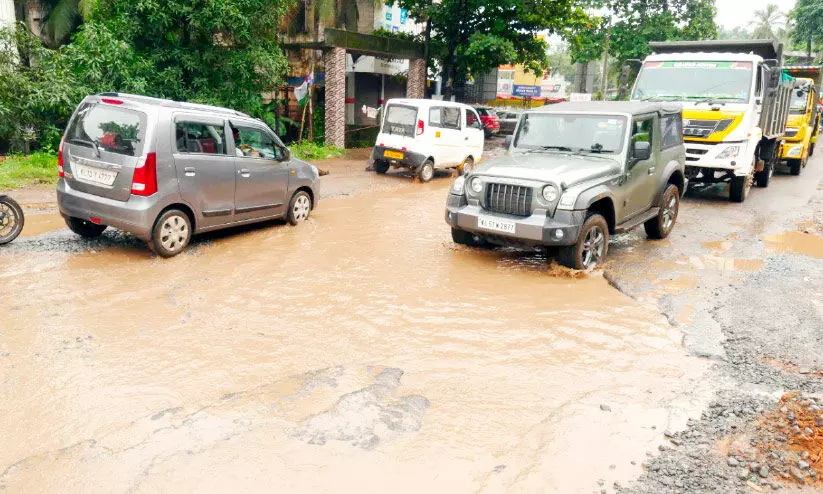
[644,184,680,240]
[557,214,609,270]
[374,160,390,174]
[788,158,802,176]
[417,159,435,182]
[451,228,485,247]
[810,142,815,157]
[754,160,773,187]
[66,216,107,238]
[729,175,750,203]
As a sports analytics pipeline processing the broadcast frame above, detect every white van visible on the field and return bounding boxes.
[371,98,485,182]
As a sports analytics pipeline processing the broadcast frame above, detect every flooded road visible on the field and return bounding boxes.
[0,178,706,493]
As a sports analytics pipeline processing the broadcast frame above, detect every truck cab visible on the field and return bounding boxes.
[779,67,822,174]
[630,40,793,202]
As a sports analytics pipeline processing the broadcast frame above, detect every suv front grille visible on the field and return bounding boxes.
[484,183,533,216]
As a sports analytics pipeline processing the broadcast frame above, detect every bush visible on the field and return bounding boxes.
[290,142,344,161]
[0,152,58,188]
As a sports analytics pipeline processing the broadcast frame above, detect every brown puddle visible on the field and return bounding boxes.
[20,213,65,237]
[0,181,707,493]
[762,231,823,258]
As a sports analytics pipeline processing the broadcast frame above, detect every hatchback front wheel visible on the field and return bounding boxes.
[288,190,312,225]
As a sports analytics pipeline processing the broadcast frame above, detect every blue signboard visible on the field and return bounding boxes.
[400,9,407,25]
[513,85,541,97]
[385,11,392,21]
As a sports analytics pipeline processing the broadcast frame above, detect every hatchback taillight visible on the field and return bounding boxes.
[131,152,158,196]
[416,119,424,136]
[57,136,65,177]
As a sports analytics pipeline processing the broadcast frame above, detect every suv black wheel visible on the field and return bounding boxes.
[451,228,485,247]
[754,160,773,187]
[557,214,609,270]
[788,158,802,176]
[645,184,680,239]
[729,174,751,203]
[65,216,107,238]
[417,159,435,182]
[150,209,191,258]
[374,160,390,174]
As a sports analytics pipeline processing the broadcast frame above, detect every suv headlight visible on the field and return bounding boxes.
[470,177,483,194]
[557,192,577,210]
[451,175,466,194]
[716,145,740,160]
[542,185,559,202]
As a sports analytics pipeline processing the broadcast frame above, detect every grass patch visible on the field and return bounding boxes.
[290,142,345,161]
[0,152,58,189]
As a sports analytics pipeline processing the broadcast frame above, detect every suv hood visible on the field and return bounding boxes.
[476,152,622,188]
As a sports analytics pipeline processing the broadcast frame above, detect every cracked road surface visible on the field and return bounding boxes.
[1,147,822,493]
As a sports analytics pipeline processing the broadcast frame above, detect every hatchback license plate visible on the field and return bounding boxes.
[478,215,516,234]
[74,163,117,186]
[383,150,404,160]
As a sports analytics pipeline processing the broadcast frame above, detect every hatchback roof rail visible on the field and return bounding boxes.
[95,92,252,118]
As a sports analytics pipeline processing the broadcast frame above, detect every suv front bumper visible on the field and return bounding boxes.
[445,194,585,247]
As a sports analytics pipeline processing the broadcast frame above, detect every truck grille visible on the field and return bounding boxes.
[484,183,533,216]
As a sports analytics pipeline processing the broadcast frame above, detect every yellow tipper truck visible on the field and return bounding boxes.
[630,40,794,202]
[780,66,821,175]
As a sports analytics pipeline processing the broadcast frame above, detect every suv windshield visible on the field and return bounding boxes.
[67,103,146,156]
[633,61,753,103]
[382,104,418,137]
[513,113,628,154]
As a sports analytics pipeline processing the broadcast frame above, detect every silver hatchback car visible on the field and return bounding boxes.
[57,93,319,257]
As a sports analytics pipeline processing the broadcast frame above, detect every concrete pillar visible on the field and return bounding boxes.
[324,47,346,148]
[407,58,426,99]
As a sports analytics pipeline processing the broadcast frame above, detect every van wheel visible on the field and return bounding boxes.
[374,160,390,174]
[417,159,435,182]
[729,175,751,202]
[288,190,312,225]
[645,184,679,239]
[788,158,802,176]
[458,156,475,175]
[451,228,485,247]
[66,216,107,238]
[557,214,609,270]
[151,209,191,258]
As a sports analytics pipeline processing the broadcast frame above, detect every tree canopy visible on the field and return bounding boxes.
[793,0,823,55]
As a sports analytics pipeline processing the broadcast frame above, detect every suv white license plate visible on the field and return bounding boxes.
[74,163,117,186]
[478,215,516,234]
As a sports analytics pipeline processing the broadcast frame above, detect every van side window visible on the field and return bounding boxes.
[175,122,226,155]
[429,107,442,126]
[233,127,282,160]
[442,107,461,130]
[660,115,682,149]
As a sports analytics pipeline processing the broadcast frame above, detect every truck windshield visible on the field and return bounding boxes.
[382,104,418,137]
[633,61,753,104]
[513,113,628,154]
[790,87,810,114]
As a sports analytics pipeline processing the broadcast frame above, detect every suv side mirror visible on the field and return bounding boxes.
[632,140,651,161]
[505,135,513,148]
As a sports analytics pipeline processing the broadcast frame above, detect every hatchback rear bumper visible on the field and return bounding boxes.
[57,179,159,241]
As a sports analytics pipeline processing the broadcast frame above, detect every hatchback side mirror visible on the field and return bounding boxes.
[633,140,651,161]
[505,135,513,148]
[281,147,291,162]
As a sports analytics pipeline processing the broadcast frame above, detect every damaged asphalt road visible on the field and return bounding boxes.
[1,145,823,492]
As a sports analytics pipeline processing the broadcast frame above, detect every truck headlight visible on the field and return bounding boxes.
[451,175,465,194]
[470,177,483,194]
[787,144,803,157]
[716,145,740,160]
[542,185,559,202]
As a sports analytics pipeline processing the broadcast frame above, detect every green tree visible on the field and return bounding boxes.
[792,0,823,58]
[751,4,786,40]
[398,0,588,100]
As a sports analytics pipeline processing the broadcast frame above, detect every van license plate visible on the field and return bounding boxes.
[478,215,516,234]
[74,163,117,186]
[383,150,404,160]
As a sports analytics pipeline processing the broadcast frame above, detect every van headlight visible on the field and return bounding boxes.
[470,177,483,194]
[542,185,559,202]
[787,144,803,157]
[716,145,740,160]
[451,175,466,194]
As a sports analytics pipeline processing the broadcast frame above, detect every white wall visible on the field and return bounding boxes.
[0,0,16,29]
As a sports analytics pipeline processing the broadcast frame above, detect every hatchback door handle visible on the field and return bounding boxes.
[648,166,656,175]
[184,167,196,177]
[238,168,250,178]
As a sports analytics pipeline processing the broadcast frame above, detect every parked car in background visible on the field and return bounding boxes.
[446,102,687,270]
[496,110,521,135]
[56,93,319,257]
[371,98,484,181]
[473,106,500,137]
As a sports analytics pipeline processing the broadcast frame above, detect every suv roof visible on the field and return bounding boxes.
[94,93,253,119]
[532,101,681,116]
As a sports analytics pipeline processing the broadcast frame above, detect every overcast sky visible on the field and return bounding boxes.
[715,0,796,29]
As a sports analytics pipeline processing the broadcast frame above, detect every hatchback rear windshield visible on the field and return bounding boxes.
[67,103,147,156]
[475,108,491,116]
[382,104,418,137]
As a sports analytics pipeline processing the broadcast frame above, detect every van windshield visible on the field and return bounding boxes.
[513,113,628,154]
[382,104,418,137]
[67,103,146,156]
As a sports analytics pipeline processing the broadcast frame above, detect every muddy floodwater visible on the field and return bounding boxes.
[0,181,707,493]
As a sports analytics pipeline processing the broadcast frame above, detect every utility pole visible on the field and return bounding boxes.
[600,25,611,101]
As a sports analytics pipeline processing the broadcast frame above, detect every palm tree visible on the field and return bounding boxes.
[751,4,786,41]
